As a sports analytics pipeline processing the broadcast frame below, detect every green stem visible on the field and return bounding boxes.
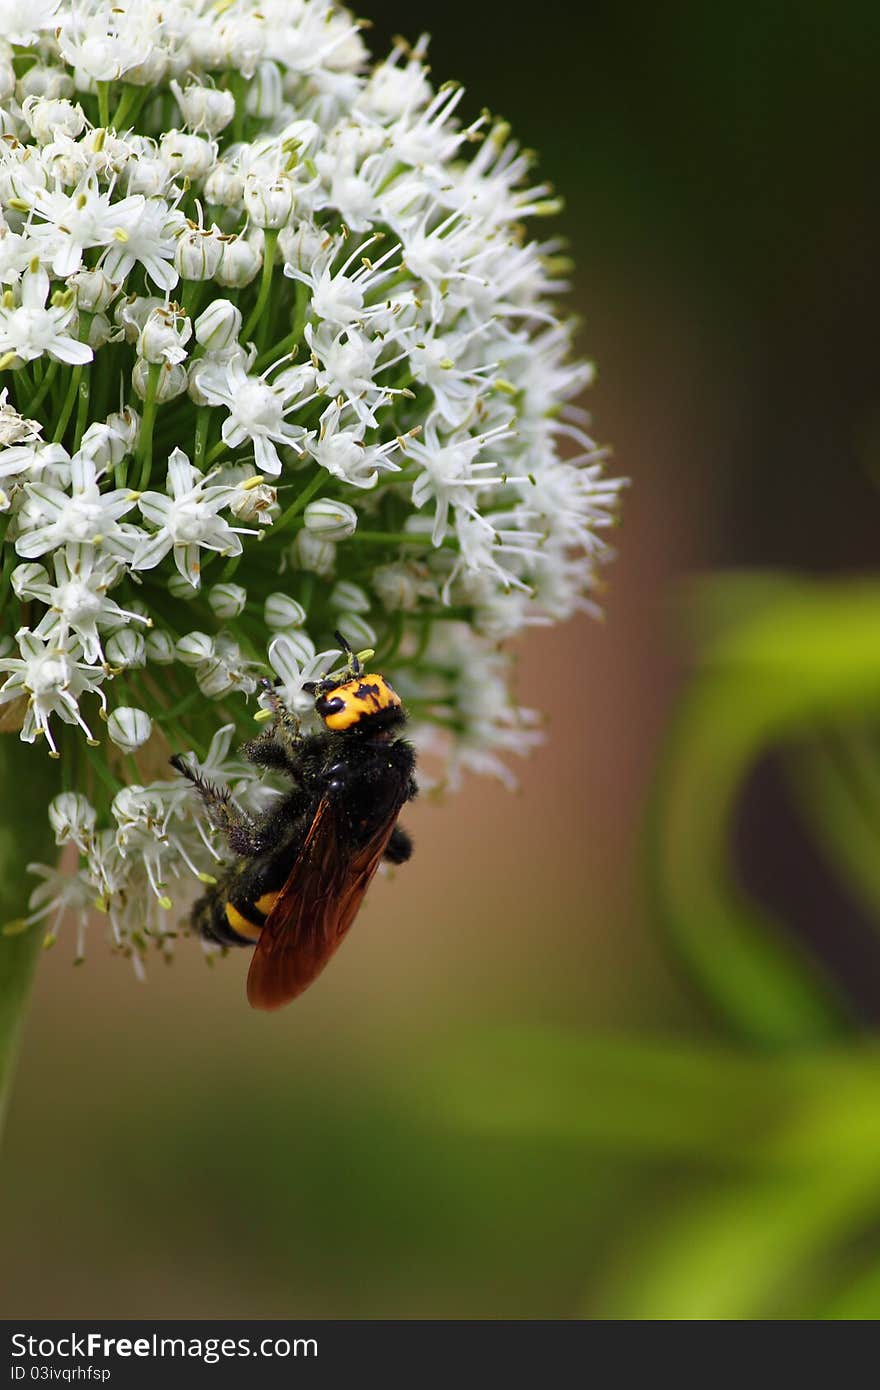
[73,366,91,452]
[349,530,456,550]
[97,81,111,129]
[23,358,59,417]
[0,736,61,1143]
[193,407,210,470]
[272,468,326,535]
[110,84,144,131]
[52,365,82,444]
[135,364,161,492]
[242,229,278,345]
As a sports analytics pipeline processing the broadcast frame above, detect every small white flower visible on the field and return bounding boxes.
[133,447,251,587]
[49,791,96,851]
[0,388,41,448]
[408,420,514,546]
[229,475,277,526]
[100,198,185,293]
[14,547,147,664]
[0,627,107,755]
[0,266,92,366]
[171,81,236,136]
[138,304,192,366]
[29,174,145,279]
[0,0,60,46]
[15,453,137,560]
[197,358,311,477]
[266,634,342,715]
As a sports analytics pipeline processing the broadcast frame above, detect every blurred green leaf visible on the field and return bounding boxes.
[650,575,880,1044]
[788,730,880,925]
[429,1027,880,1318]
[0,737,59,1141]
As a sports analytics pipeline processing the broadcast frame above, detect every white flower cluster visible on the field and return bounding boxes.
[0,2,623,968]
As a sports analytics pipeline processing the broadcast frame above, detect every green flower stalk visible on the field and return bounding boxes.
[0,5,623,991]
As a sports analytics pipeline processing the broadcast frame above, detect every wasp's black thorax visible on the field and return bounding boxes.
[193,724,416,950]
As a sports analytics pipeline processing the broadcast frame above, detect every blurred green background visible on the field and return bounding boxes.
[4,0,880,1320]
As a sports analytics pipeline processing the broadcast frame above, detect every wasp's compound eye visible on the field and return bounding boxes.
[315,694,345,718]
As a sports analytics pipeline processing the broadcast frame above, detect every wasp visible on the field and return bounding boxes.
[171,634,417,1011]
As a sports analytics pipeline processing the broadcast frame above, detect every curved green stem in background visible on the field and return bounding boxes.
[0,735,61,1142]
[649,574,880,1046]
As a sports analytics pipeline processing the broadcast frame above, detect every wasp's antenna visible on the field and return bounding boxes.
[335,630,361,676]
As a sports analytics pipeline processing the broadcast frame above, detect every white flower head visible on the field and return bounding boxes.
[0,7,623,973]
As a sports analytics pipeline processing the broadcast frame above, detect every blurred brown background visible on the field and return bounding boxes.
[3,0,880,1319]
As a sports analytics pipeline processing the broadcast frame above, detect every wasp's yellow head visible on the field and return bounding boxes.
[314,673,403,732]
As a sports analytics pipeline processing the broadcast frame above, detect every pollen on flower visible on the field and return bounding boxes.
[0,0,625,975]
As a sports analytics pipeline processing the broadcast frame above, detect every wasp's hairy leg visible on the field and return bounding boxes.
[245,680,303,772]
[170,755,265,858]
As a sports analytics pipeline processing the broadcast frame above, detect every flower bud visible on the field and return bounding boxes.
[105,630,146,669]
[176,632,214,666]
[372,562,431,612]
[329,580,370,614]
[87,313,112,349]
[22,96,85,144]
[160,130,217,180]
[107,707,153,752]
[137,306,192,366]
[171,80,236,135]
[243,173,295,229]
[18,65,75,101]
[303,498,358,540]
[0,62,14,104]
[215,236,262,288]
[125,157,171,197]
[264,593,307,630]
[70,267,118,313]
[194,299,241,352]
[145,629,176,664]
[167,573,201,602]
[245,61,284,119]
[230,476,276,524]
[115,294,164,345]
[132,358,188,403]
[175,224,226,281]
[196,657,237,698]
[278,221,327,273]
[49,791,97,849]
[204,163,244,207]
[11,562,48,598]
[335,612,376,651]
[106,406,140,454]
[291,528,336,577]
[208,583,247,620]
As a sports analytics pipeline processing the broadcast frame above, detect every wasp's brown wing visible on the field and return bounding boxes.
[246,795,400,1011]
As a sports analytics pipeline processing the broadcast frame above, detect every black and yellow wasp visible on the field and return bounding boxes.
[171,635,416,1010]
